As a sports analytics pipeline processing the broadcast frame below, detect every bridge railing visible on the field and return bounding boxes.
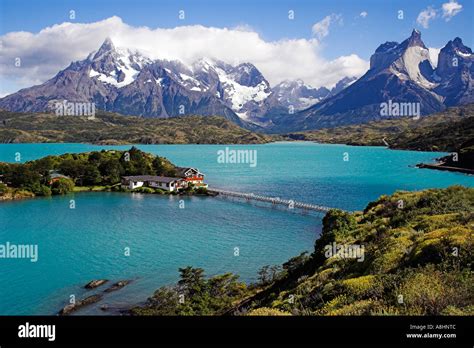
[208,188,336,213]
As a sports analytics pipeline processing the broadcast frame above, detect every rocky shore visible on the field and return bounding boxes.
[58,279,133,315]
[416,162,474,175]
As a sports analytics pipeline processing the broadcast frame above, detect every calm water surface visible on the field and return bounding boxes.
[0,142,472,314]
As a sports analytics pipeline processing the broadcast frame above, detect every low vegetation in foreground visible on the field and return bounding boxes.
[0,110,277,144]
[0,147,195,200]
[131,186,474,316]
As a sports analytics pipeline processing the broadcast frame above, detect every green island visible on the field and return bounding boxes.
[0,110,278,145]
[0,147,208,201]
[288,104,474,173]
[131,185,473,316]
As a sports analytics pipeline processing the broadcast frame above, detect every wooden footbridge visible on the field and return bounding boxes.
[208,188,338,214]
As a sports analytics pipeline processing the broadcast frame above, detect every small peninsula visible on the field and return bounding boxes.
[0,147,208,201]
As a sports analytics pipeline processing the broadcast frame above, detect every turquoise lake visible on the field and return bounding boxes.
[0,142,473,315]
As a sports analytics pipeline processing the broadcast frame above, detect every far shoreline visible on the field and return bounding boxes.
[0,142,471,180]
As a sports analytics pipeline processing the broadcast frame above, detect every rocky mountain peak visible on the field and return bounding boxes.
[444,37,472,56]
[93,37,116,60]
[405,29,426,49]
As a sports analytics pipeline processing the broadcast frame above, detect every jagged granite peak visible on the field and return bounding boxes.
[368,29,435,89]
[434,37,474,106]
[267,30,472,133]
[329,76,357,96]
[437,37,473,76]
[375,41,399,54]
[370,29,428,72]
[93,37,115,58]
[231,62,267,87]
[404,29,426,49]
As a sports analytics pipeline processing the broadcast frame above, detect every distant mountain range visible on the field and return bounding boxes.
[271,30,473,132]
[0,30,472,133]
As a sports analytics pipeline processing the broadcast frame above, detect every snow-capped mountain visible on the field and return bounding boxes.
[211,60,271,120]
[87,38,153,88]
[268,80,331,111]
[1,30,470,133]
[0,39,244,125]
[0,38,352,126]
[267,29,473,132]
[262,77,356,117]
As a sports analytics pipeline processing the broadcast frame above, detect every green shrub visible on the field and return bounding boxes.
[397,265,472,315]
[340,275,377,298]
[51,178,75,195]
[247,308,291,316]
[195,187,208,195]
[35,185,52,196]
[133,187,155,194]
[314,209,357,259]
[327,299,376,315]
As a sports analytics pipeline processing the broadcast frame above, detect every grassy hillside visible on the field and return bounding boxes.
[287,104,474,152]
[131,186,474,316]
[238,186,473,316]
[0,110,278,144]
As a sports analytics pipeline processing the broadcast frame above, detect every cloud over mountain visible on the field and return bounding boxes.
[0,16,368,96]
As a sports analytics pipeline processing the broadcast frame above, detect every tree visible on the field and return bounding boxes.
[82,165,102,185]
[99,159,122,184]
[258,265,271,285]
[178,266,206,297]
[8,165,41,188]
[131,267,248,316]
[51,178,75,195]
[258,265,283,285]
[88,151,102,163]
[153,156,177,177]
[30,157,55,177]
[59,159,84,180]
[282,252,310,274]
[28,182,52,196]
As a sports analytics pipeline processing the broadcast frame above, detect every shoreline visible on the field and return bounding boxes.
[0,186,213,202]
[416,163,474,175]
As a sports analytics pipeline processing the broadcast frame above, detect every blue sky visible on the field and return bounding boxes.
[0,0,472,96]
[1,0,472,60]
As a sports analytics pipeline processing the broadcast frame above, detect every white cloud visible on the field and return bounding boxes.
[442,0,463,21]
[360,11,368,18]
[0,16,368,96]
[417,6,437,29]
[311,14,343,40]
